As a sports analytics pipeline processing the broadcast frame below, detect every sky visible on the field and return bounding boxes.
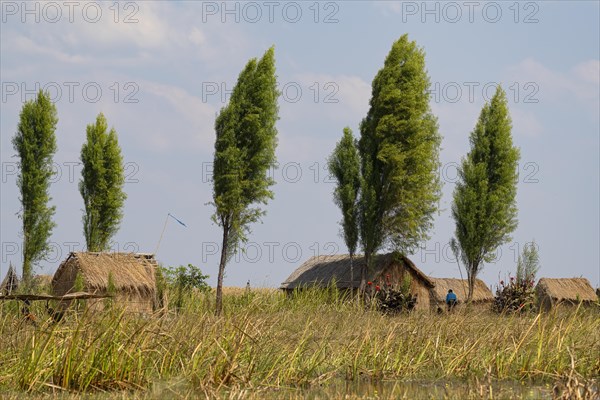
[1,1,599,290]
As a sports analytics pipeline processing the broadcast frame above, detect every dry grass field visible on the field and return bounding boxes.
[0,287,598,399]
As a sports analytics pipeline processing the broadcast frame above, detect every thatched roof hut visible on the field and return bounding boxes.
[535,278,597,311]
[429,278,494,311]
[280,253,434,310]
[52,252,158,313]
[0,263,19,295]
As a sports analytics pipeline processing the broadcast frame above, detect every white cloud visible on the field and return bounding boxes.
[574,60,600,84]
[507,58,600,114]
[189,27,207,47]
[511,107,543,138]
[274,73,370,161]
[59,2,172,50]
[287,73,371,121]
[11,34,89,64]
[373,1,403,15]
[140,81,217,152]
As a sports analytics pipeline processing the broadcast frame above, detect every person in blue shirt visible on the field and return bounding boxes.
[446,289,458,312]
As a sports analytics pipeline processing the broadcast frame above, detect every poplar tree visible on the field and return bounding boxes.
[358,34,442,290]
[328,127,360,286]
[12,90,58,284]
[212,47,279,316]
[451,86,520,301]
[80,113,127,251]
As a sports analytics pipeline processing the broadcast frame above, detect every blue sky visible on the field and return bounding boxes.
[1,1,599,289]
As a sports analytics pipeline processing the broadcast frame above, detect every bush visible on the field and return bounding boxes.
[493,241,539,313]
[161,264,210,291]
[160,264,210,311]
[493,276,536,313]
[369,274,417,314]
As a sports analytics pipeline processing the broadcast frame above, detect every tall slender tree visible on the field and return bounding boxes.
[12,90,58,284]
[328,127,360,287]
[212,47,279,316]
[80,113,127,251]
[516,241,539,285]
[358,34,442,290]
[451,86,520,301]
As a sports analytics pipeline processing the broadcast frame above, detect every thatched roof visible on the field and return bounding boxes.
[280,253,433,290]
[429,278,494,303]
[32,274,53,288]
[0,263,19,295]
[535,278,597,302]
[52,252,157,296]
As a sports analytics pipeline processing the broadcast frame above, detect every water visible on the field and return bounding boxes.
[148,378,556,399]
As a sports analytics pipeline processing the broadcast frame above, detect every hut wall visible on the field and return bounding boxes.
[538,296,595,312]
[537,295,553,312]
[58,293,153,314]
[52,259,80,296]
[86,293,153,313]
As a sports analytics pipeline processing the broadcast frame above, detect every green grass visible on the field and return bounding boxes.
[0,287,598,397]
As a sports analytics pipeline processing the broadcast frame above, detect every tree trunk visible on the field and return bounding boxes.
[215,226,229,317]
[359,252,369,294]
[467,265,475,303]
[22,233,32,287]
[349,252,354,292]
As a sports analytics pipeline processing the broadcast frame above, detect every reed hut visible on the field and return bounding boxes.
[535,278,597,311]
[0,263,19,295]
[429,278,494,312]
[280,253,434,310]
[52,252,158,313]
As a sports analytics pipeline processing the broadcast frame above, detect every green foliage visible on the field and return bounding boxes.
[73,271,86,310]
[106,272,117,296]
[211,47,279,315]
[451,86,520,300]
[104,272,117,309]
[357,34,442,284]
[161,264,210,310]
[516,241,540,285]
[399,273,412,295]
[162,264,210,292]
[369,273,416,313]
[328,127,361,260]
[154,265,167,310]
[73,272,84,292]
[79,113,127,252]
[12,90,58,283]
[493,276,536,313]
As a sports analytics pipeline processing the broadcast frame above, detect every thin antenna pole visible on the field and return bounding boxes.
[154,214,170,255]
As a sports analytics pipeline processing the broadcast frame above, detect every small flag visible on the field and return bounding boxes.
[168,213,187,227]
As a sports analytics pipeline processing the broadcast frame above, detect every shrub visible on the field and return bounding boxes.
[369,274,417,314]
[493,241,539,313]
[160,264,210,310]
[493,276,536,313]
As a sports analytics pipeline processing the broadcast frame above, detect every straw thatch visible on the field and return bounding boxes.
[52,252,158,313]
[535,278,597,311]
[32,274,53,289]
[429,278,494,304]
[280,253,434,310]
[281,253,433,289]
[0,263,19,295]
